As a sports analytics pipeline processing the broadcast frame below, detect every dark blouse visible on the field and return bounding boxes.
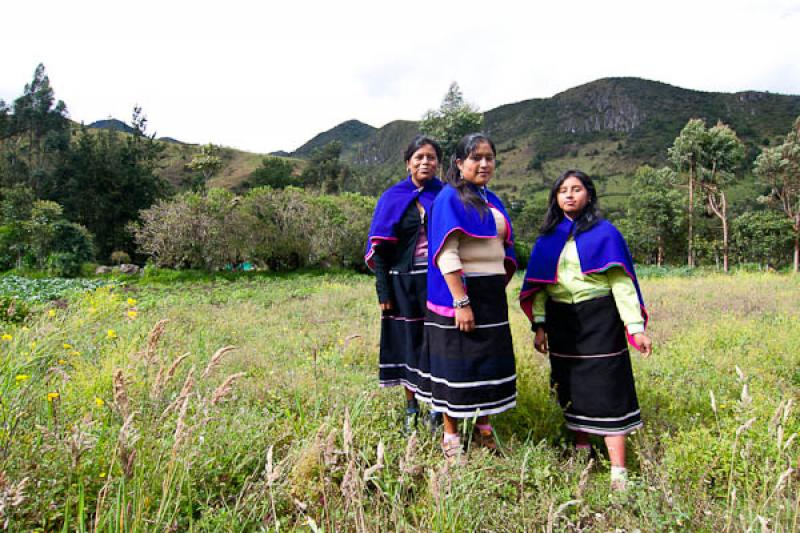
[372,201,425,303]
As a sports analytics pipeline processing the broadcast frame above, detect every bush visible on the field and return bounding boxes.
[110,250,131,265]
[0,295,29,323]
[133,187,375,271]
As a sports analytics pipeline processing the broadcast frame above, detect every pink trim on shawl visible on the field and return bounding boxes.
[488,202,514,247]
[427,300,456,317]
[520,260,648,349]
[430,227,495,271]
[364,236,400,270]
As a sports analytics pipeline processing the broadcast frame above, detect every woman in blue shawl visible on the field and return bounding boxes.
[365,135,444,432]
[417,133,517,463]
[520,170,653,490]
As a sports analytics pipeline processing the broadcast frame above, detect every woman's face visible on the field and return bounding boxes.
[456,141,495,187]
[556,176,589,217]
[407,144,439,185]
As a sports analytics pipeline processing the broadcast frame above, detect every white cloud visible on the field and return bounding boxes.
[1,0,798,153]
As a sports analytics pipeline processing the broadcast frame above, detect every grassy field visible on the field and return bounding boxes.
[1,272,798,531]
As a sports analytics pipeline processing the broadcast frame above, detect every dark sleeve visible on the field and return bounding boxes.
[372,242,394,304]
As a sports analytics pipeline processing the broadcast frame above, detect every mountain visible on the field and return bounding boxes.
[288,77,800,203]
[87,118,138,135]
[291,119,376,157]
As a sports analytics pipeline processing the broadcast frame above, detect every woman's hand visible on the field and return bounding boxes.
[379,301,393,312]
[534,328,548,354]
[455,306,475,332]
[633,332,653,358]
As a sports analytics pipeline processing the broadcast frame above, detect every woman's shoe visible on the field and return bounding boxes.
[441,435,464,466]
[426,411,443,433]
[404,407,419,434]
[472,426,502,456]
[610,466,628,491]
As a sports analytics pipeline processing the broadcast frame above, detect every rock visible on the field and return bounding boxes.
[118,264,141,275]
[95,266,113,274]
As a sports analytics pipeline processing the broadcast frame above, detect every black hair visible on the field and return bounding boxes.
[539,169,601,235]
[443,133,497,214]
[403,135,443,163]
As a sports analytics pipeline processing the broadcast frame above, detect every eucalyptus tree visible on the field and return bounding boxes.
[8,64,70,192]
[668,119,705,267]
[697,122,744,272]
[669,119,744,271]
[754,116,800,272]
[420,82,483,162]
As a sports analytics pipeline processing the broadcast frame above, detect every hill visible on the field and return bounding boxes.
[87,118,138,135]
[291,119,376,157]
[288,77,800,205]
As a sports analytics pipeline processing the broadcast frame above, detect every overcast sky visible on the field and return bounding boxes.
[2,0,798,154]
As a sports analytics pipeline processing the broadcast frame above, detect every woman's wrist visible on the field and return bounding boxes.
[453,294,471,308]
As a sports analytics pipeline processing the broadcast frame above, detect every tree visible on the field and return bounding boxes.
[668,119,705,267]
[420,82,483,162]
[754,116,800,272]
[731,211,794,269]
[52,108,168,260]
[0,186,36,268]
[187,143,223,190]
[622,166,684,266]
[697,121,744,272]
[669,119,744,271]
[23,200,94,276]
[300,141,350,193]
[246,157,297,190]
[1,64,70,192]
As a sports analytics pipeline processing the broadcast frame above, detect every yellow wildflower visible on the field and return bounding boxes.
[99,472,106,478]
[58,359,66,365]
[71,351,81,357]
[48,309,56,317]
[95,397,105,407]
[1,333,12,341]
[107,329,117,339]
[127,310,138,319]
[127,297,137,306]
[29,341,36,349]
[63,343,72,350]
[47,392,59,402]
[15,374,30,383]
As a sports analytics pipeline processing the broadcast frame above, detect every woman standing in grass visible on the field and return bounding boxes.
[417,133,517,463]
[366,135,444,432]
[519,169,653,490]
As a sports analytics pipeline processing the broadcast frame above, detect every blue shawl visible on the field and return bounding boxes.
[519,217,648,336]
[364,176,443,270]
[427,184,517,317]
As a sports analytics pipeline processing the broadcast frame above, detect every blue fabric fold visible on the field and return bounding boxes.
[365,176,443,270]
[427,184,517,315]
[519,217,647,325]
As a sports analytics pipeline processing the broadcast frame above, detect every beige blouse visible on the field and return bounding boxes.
[437,207,507,275]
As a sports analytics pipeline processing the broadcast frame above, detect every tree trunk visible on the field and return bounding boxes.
[687,161,695,268]
[721,192,729,273]
[794,220,799,274]
[657,235,664,267]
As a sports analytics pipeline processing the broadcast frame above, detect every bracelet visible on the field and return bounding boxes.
[453,295,471,308]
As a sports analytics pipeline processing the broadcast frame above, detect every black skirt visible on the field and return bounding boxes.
[416,275,516,418]
[546,295,642,435]
[378,268,427,390]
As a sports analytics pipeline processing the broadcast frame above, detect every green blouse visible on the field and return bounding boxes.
[532,238,644,334]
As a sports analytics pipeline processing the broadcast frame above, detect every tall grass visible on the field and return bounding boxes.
[0,272,797,530]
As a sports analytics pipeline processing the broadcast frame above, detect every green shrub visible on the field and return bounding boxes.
[0,295,29,323]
